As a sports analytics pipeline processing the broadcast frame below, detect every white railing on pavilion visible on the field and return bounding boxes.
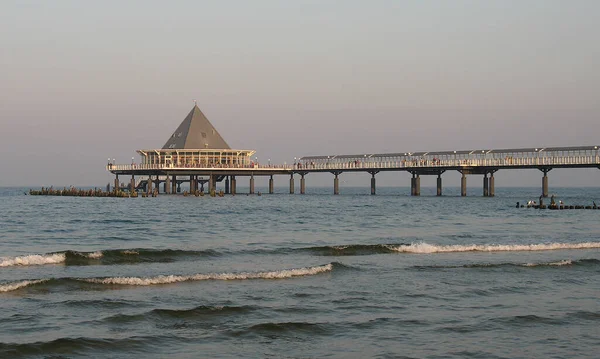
[107,163,293,171]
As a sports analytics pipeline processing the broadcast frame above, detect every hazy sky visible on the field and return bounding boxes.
[1,0,599,187]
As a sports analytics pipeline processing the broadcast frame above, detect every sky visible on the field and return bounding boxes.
[1,0,599,188]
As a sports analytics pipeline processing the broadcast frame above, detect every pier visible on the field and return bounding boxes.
[105,104,600,197]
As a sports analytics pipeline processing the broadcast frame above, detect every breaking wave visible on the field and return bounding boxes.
[0,253,67,267]
[0,248,220,268]
[85,263,334,285]
[2,242,597,270]
[390,242,600,254]
[0,263,339,293]
[0,279,48,292]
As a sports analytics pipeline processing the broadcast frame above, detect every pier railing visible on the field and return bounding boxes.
[296,155,600,170]
[108,146,600,174]
[108,155,600,173]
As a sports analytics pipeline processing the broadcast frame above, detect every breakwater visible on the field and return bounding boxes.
[517,202,599,210]
[29,187,135,198]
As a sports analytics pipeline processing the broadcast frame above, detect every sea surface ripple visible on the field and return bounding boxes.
[1,186,599,358]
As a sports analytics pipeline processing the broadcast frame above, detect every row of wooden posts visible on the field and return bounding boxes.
[28,187,235,198]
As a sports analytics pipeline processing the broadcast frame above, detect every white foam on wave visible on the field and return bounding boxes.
[523,259,573,267]
[85,263,334,286]
[389,242,600,254]
[0,279,47,292]
[0,253,66,267]
[86,251,103,259]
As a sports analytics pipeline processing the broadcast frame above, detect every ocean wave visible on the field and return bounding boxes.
[0,248,221,268]
[229,321,334,338]
[0,279,47,292]
[85,263,334,286]
[412,258,598,270]
[0,336,157,357]
[301,244,406,256]
[390,242,600,254]
[523,259,572,267]
[102,305,255,325]
[0,263,335,293]
[0,254,66,267]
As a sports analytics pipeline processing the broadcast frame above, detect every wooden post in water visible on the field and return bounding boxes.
[461,172,467,197]
[250,175,255,194]
[289,174,295,194]
[437,173,442,196]
[269,175,274,194]
[300,174,306,194]
[489,172,495,197]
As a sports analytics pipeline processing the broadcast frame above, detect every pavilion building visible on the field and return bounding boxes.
[108,104,289,195]
[138,104,256,169]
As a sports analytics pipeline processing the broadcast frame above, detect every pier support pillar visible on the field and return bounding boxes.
[165,175,171,194]
[415,175,420,196]
[437,174,442,196]
[290,175,295,194]
[130,175,135,193]
[225,176,230,194]
[483,173,489,197]
[189,176,195,192]
[369,171,378,195]
[269,176,274,194]
[300,174,306,194]
[371,175,376,195]
[114,175,119,192]
[541,169,550,198]
[489,173,495,197]
[208,175,214,194]
[172,176,177,194]
[411,173,420,196]
[333,172,341,195]
[147,176,153,194]
[461,173,467,197]
[250,175,255,194]
[231,176,236,195]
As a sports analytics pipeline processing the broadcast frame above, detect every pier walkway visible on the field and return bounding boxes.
[108,145,599,197]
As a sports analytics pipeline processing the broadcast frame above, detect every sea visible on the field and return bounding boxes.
[1,186,599,359]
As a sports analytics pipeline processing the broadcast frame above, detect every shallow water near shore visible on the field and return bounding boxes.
[1,186,599,358]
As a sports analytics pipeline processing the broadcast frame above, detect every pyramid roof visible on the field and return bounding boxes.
[162,105,230,150]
